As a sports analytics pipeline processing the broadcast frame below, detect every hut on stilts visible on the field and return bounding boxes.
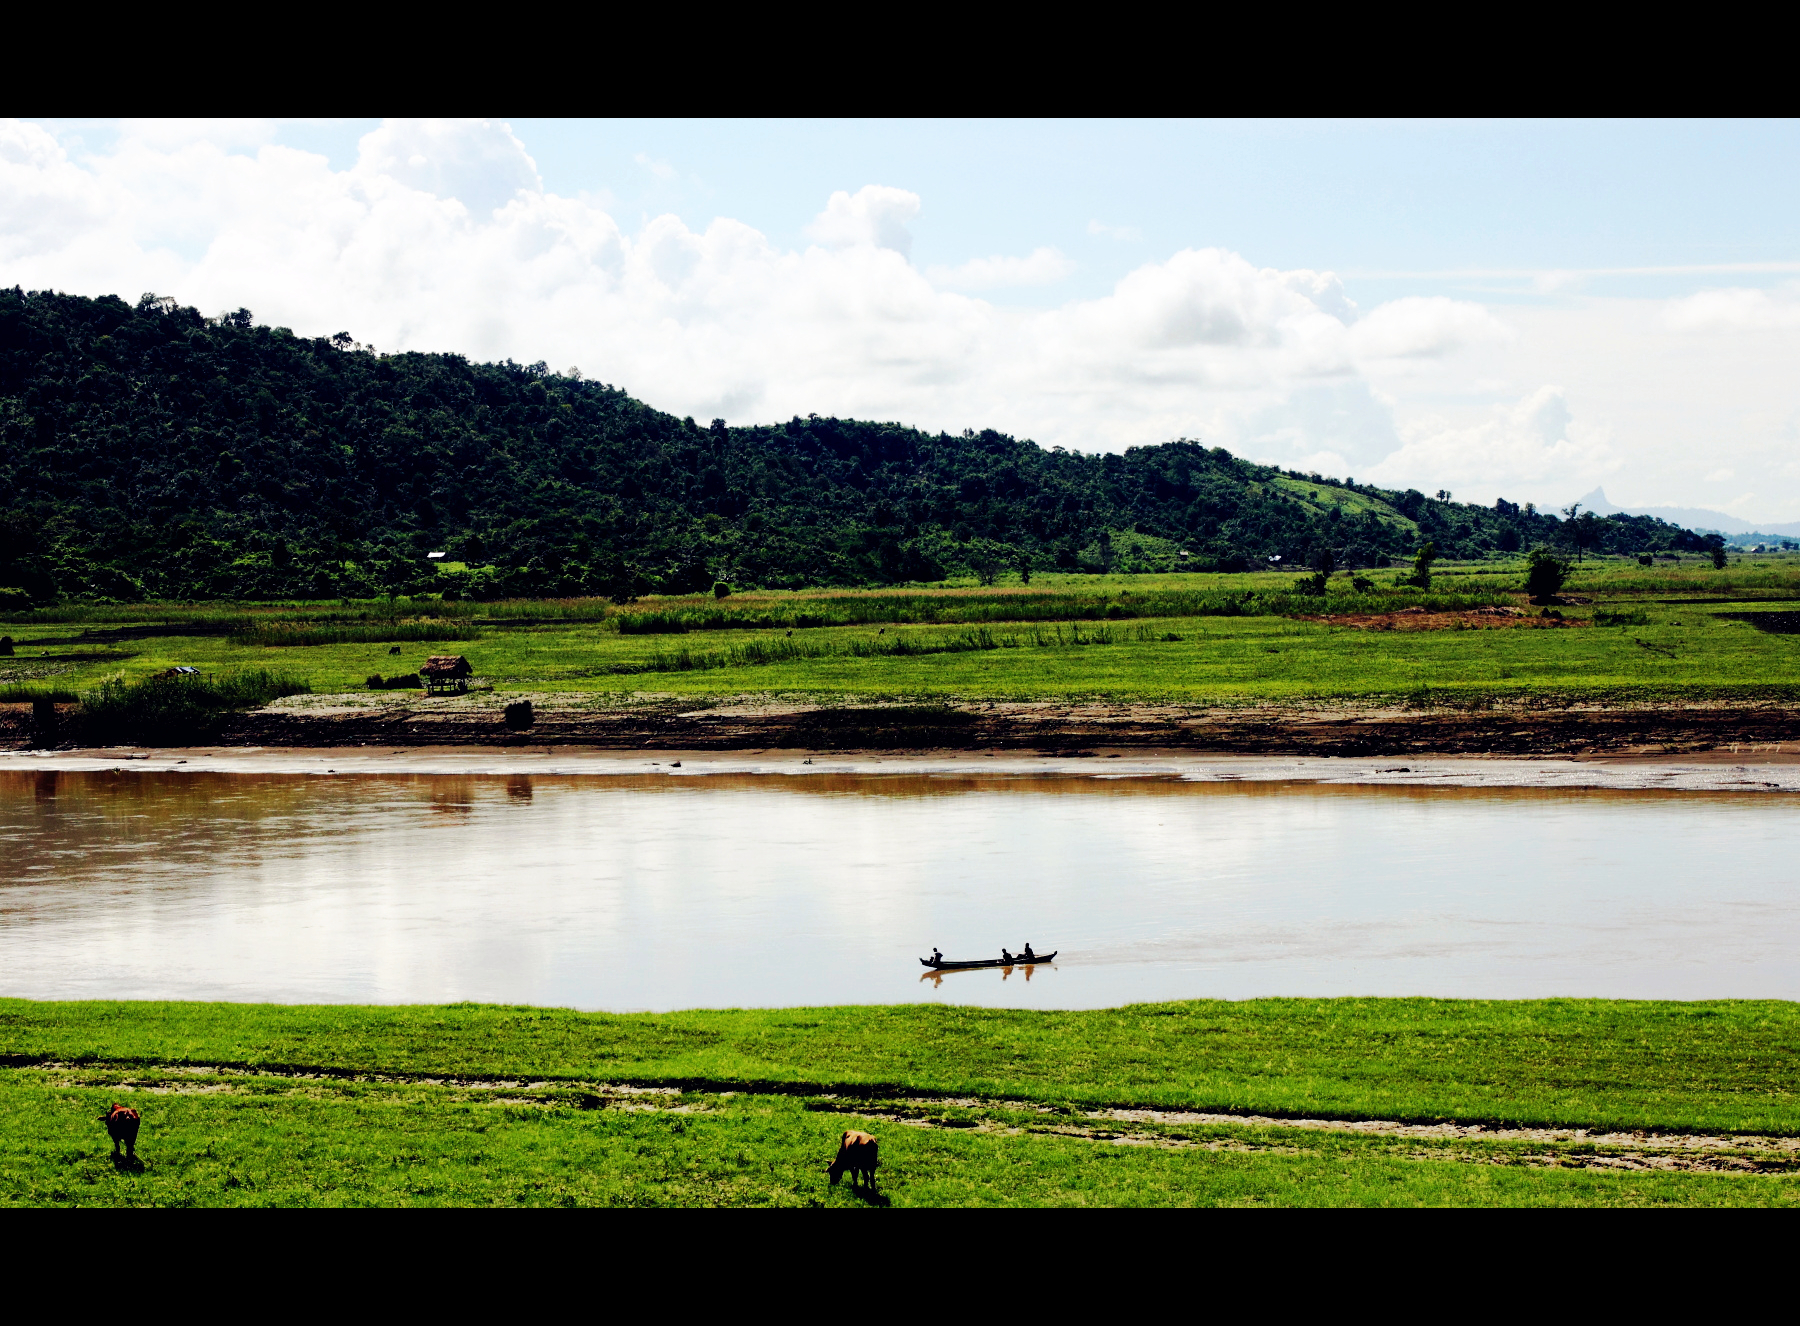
[420,655,473,695]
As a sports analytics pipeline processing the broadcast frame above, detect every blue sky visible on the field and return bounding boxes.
[266,118,1800,299]
[11,119,1800,518]
[44,118,1800,300]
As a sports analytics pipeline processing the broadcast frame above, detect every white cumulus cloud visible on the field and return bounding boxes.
[803,184,920,255]
[0,117,1651,505]
[1663,281,1800,332]
[357,119,541,217]
[1349,296,1512,360]
[926,246,1074,290]
[1365,386,1618,500]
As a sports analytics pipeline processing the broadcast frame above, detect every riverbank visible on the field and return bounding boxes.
[11,691,1800,763]
[5,998,1799,1206]
[6,733,1798,794]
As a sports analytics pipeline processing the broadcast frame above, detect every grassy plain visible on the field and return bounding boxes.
[3,556,1798,706]
[6,998,1800,1206]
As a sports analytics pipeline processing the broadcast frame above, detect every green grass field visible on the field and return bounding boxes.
[4,556,1798,707]
[6,998,1798,1206]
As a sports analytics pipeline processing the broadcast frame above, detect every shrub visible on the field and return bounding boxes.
[713,581,732,598]
[0,634,11,656]
[1712,546,1728,569]
[503,700,534,729]
[1409,542,1438,589]
[1524,547,1571,601]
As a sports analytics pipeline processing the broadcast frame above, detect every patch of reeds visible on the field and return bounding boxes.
[231,621,482,647]
[603,620,1179,676]
[0,684,80,703]
[75,669,311,745]
[459,598,616,622]
[612,586,1518,635]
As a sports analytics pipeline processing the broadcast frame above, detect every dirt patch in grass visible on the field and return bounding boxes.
[1307,607,1583,631]
[795,1092,1800,1174]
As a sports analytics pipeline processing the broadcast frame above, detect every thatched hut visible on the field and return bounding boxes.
[420,655,473,695]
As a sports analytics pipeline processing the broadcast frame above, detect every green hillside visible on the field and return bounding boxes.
[0,288,1721,605]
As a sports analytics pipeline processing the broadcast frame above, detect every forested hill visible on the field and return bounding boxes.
[0,288,1719,604]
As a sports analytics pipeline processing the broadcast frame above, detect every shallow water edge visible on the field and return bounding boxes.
[3,745,1798,794]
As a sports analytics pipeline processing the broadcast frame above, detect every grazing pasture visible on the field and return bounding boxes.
[4,998,1800,1207]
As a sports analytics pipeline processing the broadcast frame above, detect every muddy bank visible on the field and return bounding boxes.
[201,695,1800,758]
[8,693,1800,758]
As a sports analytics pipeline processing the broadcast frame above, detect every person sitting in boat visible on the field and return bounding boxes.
[1022,942,1035,962]
[931,948,943,966]
[1001,947,1014,963]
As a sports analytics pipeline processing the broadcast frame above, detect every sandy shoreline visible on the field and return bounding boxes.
[4,744,1797,793]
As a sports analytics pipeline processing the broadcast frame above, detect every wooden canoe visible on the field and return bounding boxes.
[920,952,1056,970]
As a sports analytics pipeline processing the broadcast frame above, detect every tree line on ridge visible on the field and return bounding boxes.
[0,288,1722,606]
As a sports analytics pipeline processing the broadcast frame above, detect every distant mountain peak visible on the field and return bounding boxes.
[1575,487,1620,515]
[1571,488,1800,538]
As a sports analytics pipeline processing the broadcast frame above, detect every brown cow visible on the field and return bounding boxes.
[100,1104,140,1159]
[826,1129,878,1188]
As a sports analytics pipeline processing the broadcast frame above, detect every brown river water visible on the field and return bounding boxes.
[2,769,1797,1009]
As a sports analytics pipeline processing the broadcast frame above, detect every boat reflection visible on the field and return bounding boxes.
[919,960,1053,987]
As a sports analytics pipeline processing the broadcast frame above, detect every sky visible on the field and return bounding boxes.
[6,118,1800,520]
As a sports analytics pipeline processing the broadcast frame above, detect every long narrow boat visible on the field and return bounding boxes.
[920,952,1056,970]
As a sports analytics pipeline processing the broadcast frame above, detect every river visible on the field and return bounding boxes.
[2,769,1796,1009]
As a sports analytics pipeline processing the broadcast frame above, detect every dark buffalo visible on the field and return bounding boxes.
[101,1104,141,1159]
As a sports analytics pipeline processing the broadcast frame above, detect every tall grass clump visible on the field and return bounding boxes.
[76,669,311,745]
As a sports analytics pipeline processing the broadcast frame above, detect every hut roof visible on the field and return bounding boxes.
[420,655,472,677]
